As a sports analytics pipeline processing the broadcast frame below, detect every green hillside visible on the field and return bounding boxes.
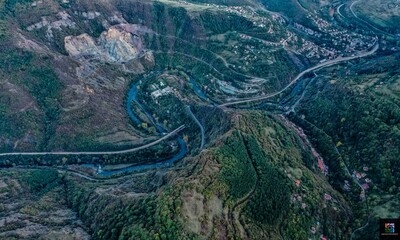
[0,0,398,239]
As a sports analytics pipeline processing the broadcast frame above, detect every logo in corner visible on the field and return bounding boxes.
[385,223,395,233]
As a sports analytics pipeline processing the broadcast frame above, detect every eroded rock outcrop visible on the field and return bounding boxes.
[64,24,151,63]
[27,11,76,39]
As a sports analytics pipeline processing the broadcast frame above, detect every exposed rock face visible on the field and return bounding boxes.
[99,27,141,62]
[27,11,76,39]
[65,24,150,63]
[64,33,97,56]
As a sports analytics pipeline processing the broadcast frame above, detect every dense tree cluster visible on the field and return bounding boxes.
[67,181,189,240]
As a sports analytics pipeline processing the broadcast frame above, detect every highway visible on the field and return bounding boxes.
[0,125,185,157]
[219,43,379,107]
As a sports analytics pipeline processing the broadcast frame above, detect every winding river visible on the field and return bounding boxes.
[96,71,209,177]
[98,137,187,177]
[0,71,208,177]
[190,77,209,102]
[96,72,188,176]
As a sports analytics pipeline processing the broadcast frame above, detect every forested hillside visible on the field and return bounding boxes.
[0,0,398,239]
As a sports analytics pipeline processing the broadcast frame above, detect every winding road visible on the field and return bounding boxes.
[185,106,205,150]
[350,217,370,240]
[342,158,370,240]
[0,125,185,157]
[337,147,371,240]
[337,4,345,18]
[219,43,379,107]
[286,76,317,113]
[349,0,396,38]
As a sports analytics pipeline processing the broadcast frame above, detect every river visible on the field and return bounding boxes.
[94,71,209,177]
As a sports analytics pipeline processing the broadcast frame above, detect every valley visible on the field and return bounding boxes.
[0,0,399,239]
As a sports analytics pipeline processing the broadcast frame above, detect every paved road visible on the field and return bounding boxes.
[0,125,185,157]
[59,169,100,181]
[286,76,317,114]
[185,106,205,150]
[349,1,396,38]
[337,4,345,18]
[344,161,371,240]
[335,146,370,240]
[219,43,379,107]
[153,50,225,77]
[350,217,370,240]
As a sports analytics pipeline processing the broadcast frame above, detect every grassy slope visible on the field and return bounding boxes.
[0,9,63,152]
[353,0,400,34]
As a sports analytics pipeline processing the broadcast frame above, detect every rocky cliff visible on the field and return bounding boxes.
[64,24,150,63]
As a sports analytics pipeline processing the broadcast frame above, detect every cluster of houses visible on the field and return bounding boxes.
[343,166,371,199]
[217,5,274,28]
[149,81,173,101]
[290,13,375,61]
[175,0,377,65]
[353,167,372,190]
